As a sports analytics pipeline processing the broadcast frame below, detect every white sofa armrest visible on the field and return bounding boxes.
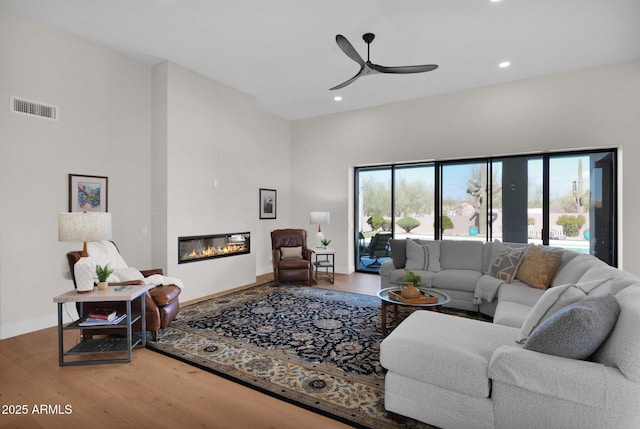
[379,259,396,289]
[488,345,609,408]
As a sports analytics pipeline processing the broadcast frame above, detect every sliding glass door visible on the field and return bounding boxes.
[355,167,392,272]
[355,149,617,272]
[394,164,435,240]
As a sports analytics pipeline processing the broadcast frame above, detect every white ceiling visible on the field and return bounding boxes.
[2,0,639,120]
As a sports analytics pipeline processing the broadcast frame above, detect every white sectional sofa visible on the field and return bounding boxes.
[379,239,640,429]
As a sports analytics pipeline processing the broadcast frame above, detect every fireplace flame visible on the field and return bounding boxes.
[183,243,247,261]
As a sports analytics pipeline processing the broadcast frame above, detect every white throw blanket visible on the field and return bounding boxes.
[86,241,184,289]
[143,273,184,289]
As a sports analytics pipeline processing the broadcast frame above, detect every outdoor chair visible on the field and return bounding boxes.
[359,232,392,268]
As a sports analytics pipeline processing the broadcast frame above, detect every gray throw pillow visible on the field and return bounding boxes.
[417,240,441,272]
[488,246,529,283]
[405,240,429,271]
[524,293,621,360]
[389,239,407,269]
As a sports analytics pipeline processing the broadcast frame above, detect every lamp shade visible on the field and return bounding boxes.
[58,212,112,242]
[310,211,330,225]
[59,212,112,293]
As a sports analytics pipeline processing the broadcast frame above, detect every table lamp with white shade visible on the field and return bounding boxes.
[310,211,330,248]
[58,212,112,293]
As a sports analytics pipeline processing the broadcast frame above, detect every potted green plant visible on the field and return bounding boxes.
[321,238,331,249]
[95,264,114,291]
[400,270,422,299]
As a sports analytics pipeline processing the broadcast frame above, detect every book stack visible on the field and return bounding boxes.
[88,308,117,320]
[79,308,127,326]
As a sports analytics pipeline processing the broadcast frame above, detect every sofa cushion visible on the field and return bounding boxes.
[498,281,546,307]
[493,301,534,328]
[516,245,562,289]
[440,240,484,271]
[577,277,613,296]
[517,283,587,343]
[278,258,309,269]
[579,264,638,296]
[523,293,620,359]
[592,285,640,382]
[488,246,529,283]
[551,253,601,286]
[380,310,519,398]
[432,269,482,293]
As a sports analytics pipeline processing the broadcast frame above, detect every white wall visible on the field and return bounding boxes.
[0,10,152,338]
[290,60,640,275]
[152,62,260,301]
[254,109,292,274]
[0,11,292,338]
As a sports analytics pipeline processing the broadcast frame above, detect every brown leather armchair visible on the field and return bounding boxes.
[66,243,181,341]
[271,229,314,286]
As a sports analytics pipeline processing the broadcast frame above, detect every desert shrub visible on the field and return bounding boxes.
[367,213,386,231]
[397,217,421,233]
[441,215,454,231]
[556,214,586,237]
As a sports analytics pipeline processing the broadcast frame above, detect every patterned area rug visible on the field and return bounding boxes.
[147,283,436,428]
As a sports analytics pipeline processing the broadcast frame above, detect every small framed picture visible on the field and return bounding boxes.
[69,174,108,212]
[259,188,277,219]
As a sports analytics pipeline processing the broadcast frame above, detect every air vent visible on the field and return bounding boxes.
[10,96,58,120]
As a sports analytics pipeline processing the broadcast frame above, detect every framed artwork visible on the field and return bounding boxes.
[259,188,277,219]
[69,174,108,212]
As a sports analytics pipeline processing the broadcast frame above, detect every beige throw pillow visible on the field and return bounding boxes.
[517,245,562,289]
[280,246,302,259]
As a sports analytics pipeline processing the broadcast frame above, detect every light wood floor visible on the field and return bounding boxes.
[0,272,381,429]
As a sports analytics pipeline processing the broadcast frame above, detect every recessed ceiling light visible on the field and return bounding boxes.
[499,61,511,68]
[490,0,503,3]
[334,96,343,101]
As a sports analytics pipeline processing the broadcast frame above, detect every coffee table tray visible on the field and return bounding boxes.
[388,289,440,304]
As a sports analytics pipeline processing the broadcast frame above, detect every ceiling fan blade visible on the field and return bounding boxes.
[329,69,364,90]
[370,63,438,74]
[335,35,365,67]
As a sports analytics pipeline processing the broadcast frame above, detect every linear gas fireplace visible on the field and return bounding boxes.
[178,232,250,264]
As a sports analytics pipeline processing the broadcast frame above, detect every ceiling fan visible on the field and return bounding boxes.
[330,33,438,90]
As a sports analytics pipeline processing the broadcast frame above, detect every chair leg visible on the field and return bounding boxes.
[152,330,158,341]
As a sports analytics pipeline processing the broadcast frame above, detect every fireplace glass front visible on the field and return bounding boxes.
[178,232,250,264]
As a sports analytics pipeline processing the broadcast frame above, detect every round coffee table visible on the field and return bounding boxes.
[377,287,451,335]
